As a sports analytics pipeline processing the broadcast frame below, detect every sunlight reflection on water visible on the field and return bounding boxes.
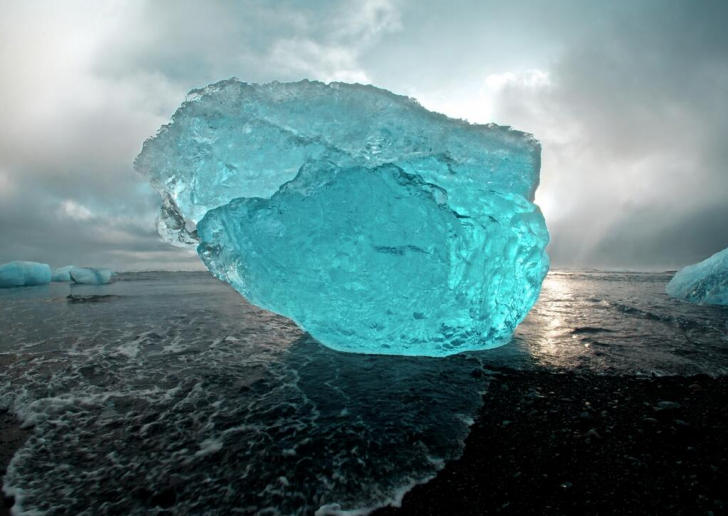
[480,270,728,374]
[0,270,726,515]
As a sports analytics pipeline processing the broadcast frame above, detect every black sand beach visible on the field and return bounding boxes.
[2,273,727,515]
[375,369,728,516]
[3,367,726,515]
[1,414,30,516]
[1,354,29,516]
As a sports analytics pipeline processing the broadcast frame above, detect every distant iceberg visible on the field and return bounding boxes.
[667,247,728,305]
[0,261,52,288]
[52,265,75,282]
[70,268,114,285]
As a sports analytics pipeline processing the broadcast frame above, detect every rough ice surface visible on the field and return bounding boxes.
[667,247,728,305]
[70,267,113,285]
[136,79,550,356]
[0,261,51,288]
[52,265,75,282]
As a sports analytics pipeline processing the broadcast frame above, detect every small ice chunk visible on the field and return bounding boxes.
[0,261,52,288]
[667,247,728,305]
[70,268,114,285]
[52,265,76,282]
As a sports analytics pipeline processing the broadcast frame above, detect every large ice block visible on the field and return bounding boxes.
[136,80,550,356]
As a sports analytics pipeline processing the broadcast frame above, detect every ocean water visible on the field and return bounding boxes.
[1,271,726,515]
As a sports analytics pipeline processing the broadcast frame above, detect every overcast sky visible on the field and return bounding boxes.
[1,0,727,271]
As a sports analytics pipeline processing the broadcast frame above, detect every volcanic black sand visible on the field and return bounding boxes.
[1,415,30,516]
[2,368,727,515]
[0,354,30,516]
[375,369,728,516]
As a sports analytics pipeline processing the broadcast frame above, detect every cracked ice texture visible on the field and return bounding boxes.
[52,265,75,282]
[135,79,550,356]
[667,247,728,305]
[70,267,114,285]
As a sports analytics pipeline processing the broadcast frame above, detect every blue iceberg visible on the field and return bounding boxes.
[52,265,75,282]
[70,268,113,285]
[667,247,728,305]
[136,80,550,356]
[0,261,52,288]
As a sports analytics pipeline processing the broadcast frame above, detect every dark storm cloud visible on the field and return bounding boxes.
[487,0,728,268]
[0,0,401,270]
[96,0,401,85]
[0,0,726,270]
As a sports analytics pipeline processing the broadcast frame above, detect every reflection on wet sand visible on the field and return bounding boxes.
[1,270,726,514]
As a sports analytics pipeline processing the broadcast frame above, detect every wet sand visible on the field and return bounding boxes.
[1,413,30,516]
[375,369,728,515]
[2,368,726,515]
[1,354,30,516]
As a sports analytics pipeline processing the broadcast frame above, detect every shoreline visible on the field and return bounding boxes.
[374,368,728,515]
[2,369,726,515]
[1,413,30,516]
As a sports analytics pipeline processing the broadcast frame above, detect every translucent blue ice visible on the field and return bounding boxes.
[70,267,113,285]
[667,247,728,305]
[0,261,51,288]
[136,79,550,356]
[52,265,75,282]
